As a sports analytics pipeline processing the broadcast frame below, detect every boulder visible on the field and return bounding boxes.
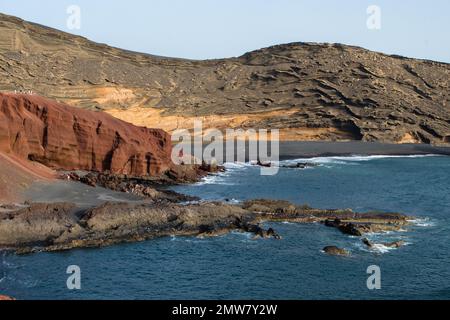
[280,162,318,169]
[384,240,405,248]
[323,246,350,256]
[362,238,406,249]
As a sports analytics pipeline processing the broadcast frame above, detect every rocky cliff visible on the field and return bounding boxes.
[0,93,172,176]
[0,13,449,144]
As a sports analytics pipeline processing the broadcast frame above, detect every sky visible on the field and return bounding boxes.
[0,0,449,62]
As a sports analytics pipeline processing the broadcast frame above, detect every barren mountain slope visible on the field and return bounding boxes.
[1,13,449,143]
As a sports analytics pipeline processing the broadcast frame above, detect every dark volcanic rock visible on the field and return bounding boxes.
[0,93,173,177]
[0,201,254,253]
[65,171,199,202]
[0,199,412,253]
[324,219,365,236]
[280,162,318,169]
[384,240,406,248]
[1,13,449,144]
[324,218,404,236]
[362,238,406,249]
[0,202,78,247]
[323,246,350,256]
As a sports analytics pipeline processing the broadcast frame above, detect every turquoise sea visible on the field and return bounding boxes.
[1,155,450,299]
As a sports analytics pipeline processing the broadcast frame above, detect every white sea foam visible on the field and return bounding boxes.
[370,241,412,253]
[355,236,412,254]
[224,198,241,204]
[213,154,438,172]
[408,218,436,227]
[195,174,235,186]
[369,243,396,254]
[279,154,440,166]
[230,230,254,240]
[354,241,392,254]
[223,162,252,169]
[364,230,394,237]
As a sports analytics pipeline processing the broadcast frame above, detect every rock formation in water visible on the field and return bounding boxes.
[0,199,410,254]
[1,13,449,144]
[0,92,172,176]
[323,246,350,256]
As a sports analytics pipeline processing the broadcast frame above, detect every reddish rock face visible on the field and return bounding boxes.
[0,93,173,176]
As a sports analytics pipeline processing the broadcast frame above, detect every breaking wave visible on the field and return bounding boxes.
[280,154,440,166]
[195,173,236,186]
[408,218,436,227]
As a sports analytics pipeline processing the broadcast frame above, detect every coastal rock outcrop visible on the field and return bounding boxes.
[0,198,411,254]
[61,171,199,202]
[0,93,173,177]
[242,199,409,231]
[323,218,406,235]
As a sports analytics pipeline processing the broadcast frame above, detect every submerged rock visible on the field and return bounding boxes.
[280,162,318,169]
[362,238,406,249]
[384,240,406,248]
[323,246,350,256]
[362,238,373,247]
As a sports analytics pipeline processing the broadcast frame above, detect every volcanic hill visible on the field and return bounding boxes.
[0,12,449,144]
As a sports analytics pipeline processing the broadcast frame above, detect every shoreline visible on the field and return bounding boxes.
[2,141,449,205]
[0,199,411,254]
[0,141,446,254]
[278,141,450,159]
[177,141,450,162]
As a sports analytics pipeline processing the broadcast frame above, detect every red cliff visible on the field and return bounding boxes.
[0,93,173,176]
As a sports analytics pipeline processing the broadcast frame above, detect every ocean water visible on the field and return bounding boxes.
[1,155,450,300]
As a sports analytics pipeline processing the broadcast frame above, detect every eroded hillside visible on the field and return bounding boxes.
[1,13,449,143]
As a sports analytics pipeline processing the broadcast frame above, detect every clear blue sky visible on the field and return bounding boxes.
[1,0,449,62]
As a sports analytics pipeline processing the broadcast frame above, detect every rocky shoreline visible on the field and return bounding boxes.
[0,191,411,254]
[0,154,414,256]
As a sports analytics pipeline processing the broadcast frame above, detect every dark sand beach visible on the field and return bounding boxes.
[4,141,448,206]
[177,141,450,163]
[278,141,450,159]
